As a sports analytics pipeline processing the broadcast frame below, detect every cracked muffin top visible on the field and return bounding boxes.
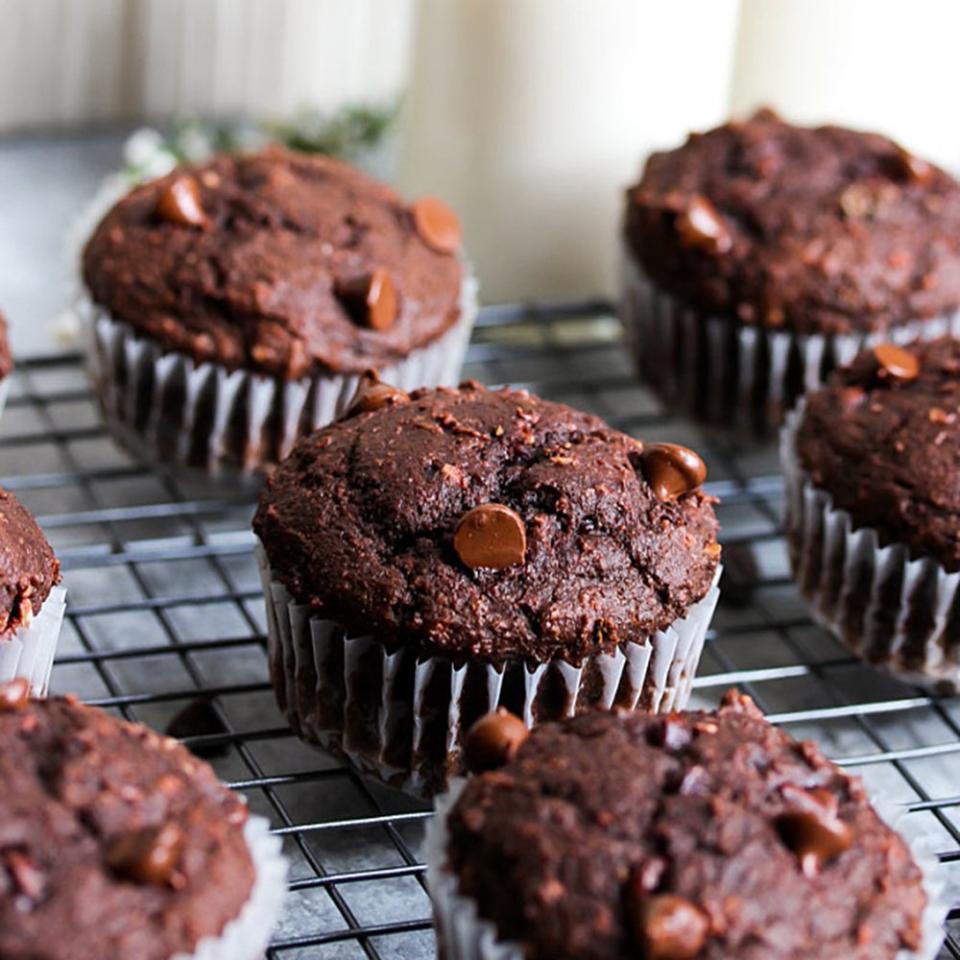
[0,686,254,960]
[444,693,926,960]
[0,487,60,637]
[795,336,960,570]
[82,147,464,379]
[253,380,720,664]
[625,109,960,336]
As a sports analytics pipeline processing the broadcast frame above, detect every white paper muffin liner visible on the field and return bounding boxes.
[620,252,960,438]
[0,586,67,696]
[257,543,720,797]
[172,814,288,960]
[425,781,949,960]
[77,273,477,480]
[782,403,960,690]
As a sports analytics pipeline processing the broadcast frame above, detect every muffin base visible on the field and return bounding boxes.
[0,585,67,695]
[257,543,720,797]
[78,274,477,480]
[782,405,960,691]
[425,781,948,960]
[621,253,960,439]
[172,814,287,960]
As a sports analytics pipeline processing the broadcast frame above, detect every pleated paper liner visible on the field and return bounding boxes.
[782,403,960,691]
[620,253,960,439]
[0,585,67,695]
[78,273,477,480]
[257,543,720,797]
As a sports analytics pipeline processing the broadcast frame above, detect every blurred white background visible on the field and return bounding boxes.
[1,0,959,353]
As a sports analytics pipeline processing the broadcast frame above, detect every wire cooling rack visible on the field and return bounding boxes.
[4,300,960,959]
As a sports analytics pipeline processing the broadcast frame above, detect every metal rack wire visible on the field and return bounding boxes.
[3,300,960,959]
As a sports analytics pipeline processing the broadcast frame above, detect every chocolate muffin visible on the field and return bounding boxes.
[622,108,960,436]
[783,336,960,689]
[0,682,286,960]
[0,486,65,694]
[254,379,721,795]
[80,146,476,477]
[429,693,934,960]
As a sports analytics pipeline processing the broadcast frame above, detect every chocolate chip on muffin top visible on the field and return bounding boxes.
[796,336,960,570]
[0,688,254,960]
[625,109,960,335]
[0,487,60,637]
[82,147,464,379]
[447,692,925,960]
[254,381,719,664]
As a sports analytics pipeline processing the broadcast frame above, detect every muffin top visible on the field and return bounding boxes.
[82,147,464,379]
[0,487,60,637]
[446,693,926,960]
[0,310,12,379]
[254,381,720,664]
[625,109,960,335]
[796,336,960,570]
[0,685,255,960]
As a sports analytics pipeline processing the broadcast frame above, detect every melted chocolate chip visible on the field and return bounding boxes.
[454,503,527,570]
[335,268,398,331]
[0,677,30,711]
[343,371,410,418]
[463,708,529,773]
[632,893,709,960]
[641,444,707,501]
[411,197,462,254]
[874,343,920,382]
[676,196,732,255]
[889,148,935,185]
[154,176,208,228]
[775,787,852,877]
[107,823,184,886]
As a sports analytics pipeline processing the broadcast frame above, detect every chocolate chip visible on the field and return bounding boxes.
[640,443,707,501]
[874,343,920,382]
[335,268,398,331]
[463,708,529,773]
[107,823,184,886]
[3,850,45,901]
[888,147,935,185]
[411,197,462,254]
[164,698,230,759]
[155,175,208,228]
[631,893,709,960]
[454,503,527,569]
[343,370,410,418]
[676,196,732,255]
[0,678,30,711]
[775,787,852,877]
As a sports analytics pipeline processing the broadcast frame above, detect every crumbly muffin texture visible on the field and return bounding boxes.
[0,692,254,960]
[82,147,463,379]
[625,109,960,335]
[0,486,60,637]
[254,382,719,664]
[447,693,926,960]
[797,336,960,570]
